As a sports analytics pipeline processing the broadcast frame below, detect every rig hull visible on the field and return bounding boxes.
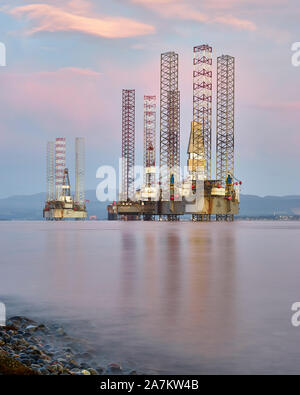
[117,196,239,218]
[43,207,87,220]
[116,179,239,219]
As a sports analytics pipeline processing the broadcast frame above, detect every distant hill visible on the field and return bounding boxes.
[238,194,300,217]
[0,192,300,220]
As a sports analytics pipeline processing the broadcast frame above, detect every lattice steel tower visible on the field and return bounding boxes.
[144,95,156,186]
[160,52,180,193]
[193,45,212,180]
[216,55,235,222]
[122,89,135,201]
[47,141,55,201]
[75,137,85,207]
[216,55,235,183]
[55,138,66,199]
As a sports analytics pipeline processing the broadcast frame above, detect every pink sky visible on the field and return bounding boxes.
[0,0,299,196]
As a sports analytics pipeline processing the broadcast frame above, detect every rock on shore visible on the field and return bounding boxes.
[0,316,126,375]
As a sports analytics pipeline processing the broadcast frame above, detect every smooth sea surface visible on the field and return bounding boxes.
[1,220,300,374]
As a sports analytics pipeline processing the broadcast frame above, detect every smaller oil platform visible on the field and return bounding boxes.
[43,137,87,221]
[44,168,87,220]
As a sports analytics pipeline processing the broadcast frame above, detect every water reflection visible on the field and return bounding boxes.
[120,231,138,301]
[161,231,182,319]
[116,224,237,360]
[185,226,237,357]
[2,221,300,374]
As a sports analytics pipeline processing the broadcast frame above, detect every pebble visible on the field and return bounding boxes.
[70,368,80,375]
[26,325,37,331]
[21,359,31,366]
[56,328,65,336]
[68,359,79,368]
[39,367,49,375]
[108,362,122,372]
[88,368,98,375]
[0,316,135,376]
[57,358,67,364]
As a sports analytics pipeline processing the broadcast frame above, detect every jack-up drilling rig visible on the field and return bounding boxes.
[116,45,240,221]
[43,137,87,220]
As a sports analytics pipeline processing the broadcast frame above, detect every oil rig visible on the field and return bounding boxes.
[115,45,240,221]
[43,137,87,220]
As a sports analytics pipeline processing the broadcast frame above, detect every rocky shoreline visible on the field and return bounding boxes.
[0,316,134,375]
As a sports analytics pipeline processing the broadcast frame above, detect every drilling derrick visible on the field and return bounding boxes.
[144,95,156,187]
[47,141,55,202]
[121,89,135,201]
[190,45,212,221]
[55,138,66,200]
[216,55,235,221]
[62,168,71,197]
[187,122,205,181]
[160,52,180,220]
[193,45,212,180]
[75,137,85,208]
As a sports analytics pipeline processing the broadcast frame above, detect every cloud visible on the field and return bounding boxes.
[64,0,93,14]
[131,0,257,31]
[8,3,155,39]
[213,15,256,31]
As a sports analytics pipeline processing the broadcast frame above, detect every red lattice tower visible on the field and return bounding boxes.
[55,137,66,199]
[144,95,156,186]
[122,89,135,201]
[193,45,212,180]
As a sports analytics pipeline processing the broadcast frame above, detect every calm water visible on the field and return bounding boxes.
[1,220,300,374]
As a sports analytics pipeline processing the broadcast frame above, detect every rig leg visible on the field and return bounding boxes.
[192,214,211,222]
[143,214,155,221]
[167,215,180,222]
[216,215,234,222]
